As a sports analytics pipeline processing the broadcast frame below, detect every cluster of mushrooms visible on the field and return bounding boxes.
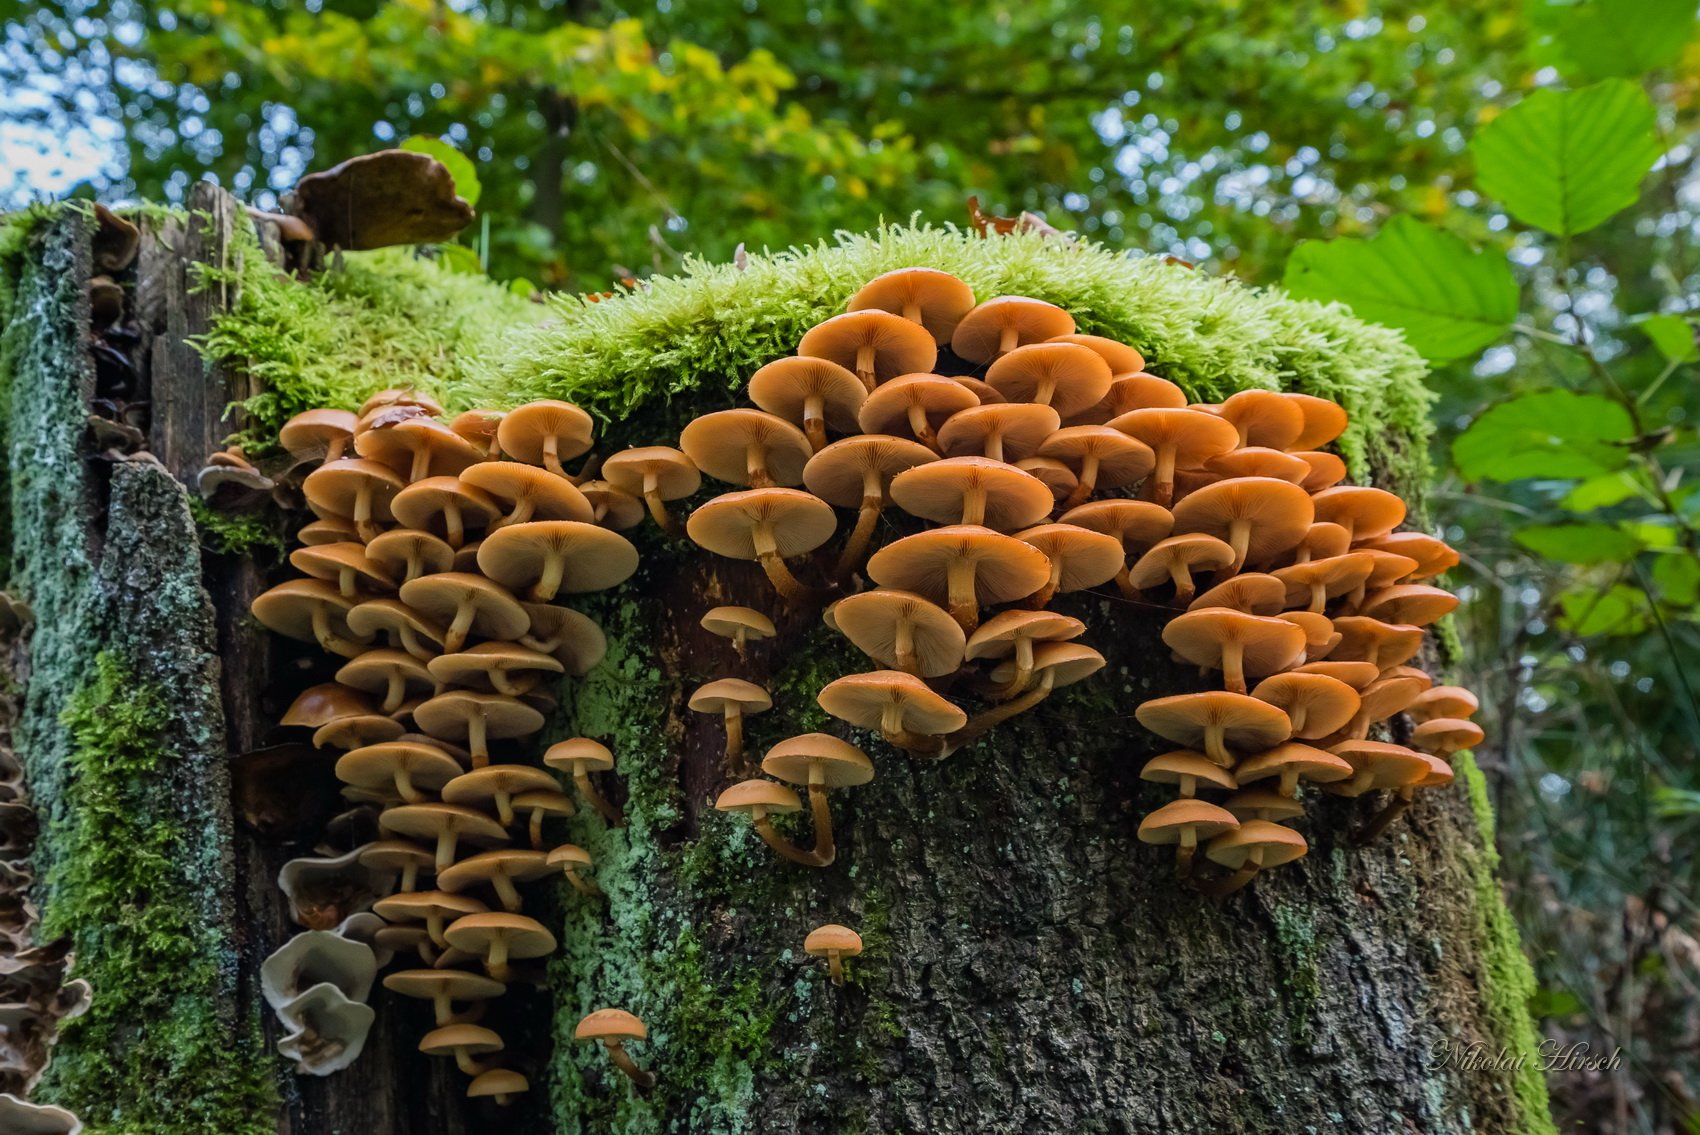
[252,389,659,1101]
[0,595,88,1135]
[636,267,1481,894]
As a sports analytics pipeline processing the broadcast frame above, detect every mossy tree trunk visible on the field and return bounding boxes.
[0,191,1555,1135]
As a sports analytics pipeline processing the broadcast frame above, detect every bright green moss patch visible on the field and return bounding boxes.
[472,223,1433,494]
[186,496,286,559]
[196,235,544,449]
[37,655,275,1135]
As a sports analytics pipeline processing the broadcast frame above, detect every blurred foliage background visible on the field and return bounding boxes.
[3,0,1699,1129]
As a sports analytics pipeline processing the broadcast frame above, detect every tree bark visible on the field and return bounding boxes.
[0,190,1554,1135]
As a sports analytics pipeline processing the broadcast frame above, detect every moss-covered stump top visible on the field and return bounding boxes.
[211,224,1433,495]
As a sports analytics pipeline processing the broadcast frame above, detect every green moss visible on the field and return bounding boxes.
[194,234,545,450]
[36,655,275,1134]
[471,223,1433,496]
[186,497,286,559]
[1455,751,1557,1135]
[1271,903,1322,1046]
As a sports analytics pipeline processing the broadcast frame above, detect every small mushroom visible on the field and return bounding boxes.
[1138,798,1240,878]
[383,969,506,1027]
[890,457,1054,531]
[936,402,1060,463]
[574,1008,655,1089]
[391,476,502,549]
[428,642,564,698]
[357,840,436,893]
[444,912,556,981]
[1235,741,1354,798]
[699,606,775,658]
[373,889,489,949]
[985,341,1113,416]
[1038,425,1155,509]
[1014,523,1126,608]
[950,296,1075,363]
[441,764,560,828]
[519,603,608,674]
[1186,573,1288,616]
[497,400,594,479]
[1250,673,1360,740]
[1323,740,1433,799]
[354,416,482,484]
[1161,609,1305,696]
[1139,752,1238,799]
[449,409,506,459]
[847,267,975,344]
[542,738,623,827]
[1107,407,1238,508]
[1271,553,1376,614]
[419,1022,504,1076]
[346,598,447,661]
[438,849,555,913]
[799,310,938,392]
[302,458,404,542]
[830,589,966,677]
[688,679,773,775]
[578,479,647,530]
[803,924,864,985]
[512,790,577,850]
[818,670,966,756]
[399,573,529,654]
[865,525,1052,633]
[956,641,1105,750]
[686,488,836,604]
[460,460,596,528]
[379,803,510,872]
[476,520,639,603]
[801,435,936,578]
[93,202,139,271]
[1202,819,1308,896]
[1328,617,1425,672]
[413,690,544,767]
[547,844,601,897]
[1216,389,1306,449]
[469,1067,529,1106]
[252,579,370,659]
[601,447,702,535]
[855,372,977,452]
[1356,751,1455,844]
[964,609,1085,697]
[749,357,868,452]
[680,408,815,489]
[1409,686,1480,723]
[278,846,397,930]
[757,733,874,867]
[1171,476,1314,574]
[1135,691,1292,767]
[1126,534,1235,605]
[1310,485,1408,546]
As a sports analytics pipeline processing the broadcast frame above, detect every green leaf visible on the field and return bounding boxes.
[1543,0,1699,81]
[1558,583,1651,636]
[1652,785,1700,819]
[1452,390,1635,482]
[434,243,485,275]
[1282,216,1519,363]
[1641,313,1699,362]
[1652,552,1700,606]
[400,135,482,209]
[1470,80,1662,236]
[1561,470,1645,511]
[1515,523,1642,564]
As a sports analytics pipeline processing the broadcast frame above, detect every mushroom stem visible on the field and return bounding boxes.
[1148,446,1177,509]
[641,470,682,536]
[1061,454,1100,510]
[337,566,361,600]
[722,706,746,775]
[884,728,945,756]
[432,832,461,874]
[1201,724,1231,767]
[833,486,884,580]
[400,862,422,892]
[354,486,382,543]
[490,872,524,913]
[543,435,567,479]
[1308,580,1327,614]
[803,396,828,452]
[959,485,987,527]
[409,449,432,484]
[1175,826,1199,879]
[403,548,427,582]
[382,673,407,714]
[467,712,490,768]
[1356,789,1414,845]
[945,558,980,633]
[604,1040,656,1090]
[442,501,466,549]
[326,436,350,462]
[806,779,837,865]
[574,768,624,827]
[394,767,426,804]
[950,671,1055,751]
[501,497,537,528]
[572,452,601,485]
[751,814,832,867]
[752,524,831,604]
[531,552,566,602]
[489,670,533,698]
[854,345,877,393]
[745,445,774,489]
[1225,519,1250,575]
[1279,767,1302,798]
[1114,564,1138,599]
[1219,641,1247,696]
[310,605,368,659]
[1202,847,1265,897]
[563,868,603,898]
[905,405,939,451]
[492,790,517,827]
[527,808,547,850]
[997,325,1018,357]
[893,621,921,677]
[984,432,1007,463]
[454,1047,492,1077]
[827,950,846,986]
[992,638,1036,700]
[1167,561,1198,605]
[484,937,512,981]
[445,603,476,654]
